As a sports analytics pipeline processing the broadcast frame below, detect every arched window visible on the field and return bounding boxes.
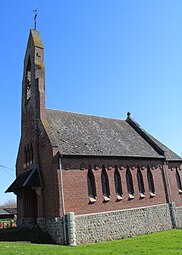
[24,147,27,167]
[176,168,182,193]
[26,57,32,101]
[137,166,145,198]
[30,143,34,164]
[101,166,110,201]
[27,145,30,166]
[114,166,123,200]
[147,166,155,197]
[87,166,97,202]
[126,166,134,199]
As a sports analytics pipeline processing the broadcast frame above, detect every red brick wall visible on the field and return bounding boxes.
[38,133,59,218]
[16,119,61,219]
[60,156,178,215]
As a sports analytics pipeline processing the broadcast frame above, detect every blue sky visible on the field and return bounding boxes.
[0,0,182,204]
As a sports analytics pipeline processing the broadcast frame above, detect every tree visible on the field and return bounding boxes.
[0,199,16,208]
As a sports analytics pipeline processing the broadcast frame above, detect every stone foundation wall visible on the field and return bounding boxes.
[176,206,182,228]
[18,217,64,244]
[18,203,182,245]
[37,217,64,244]
[75,203,173,245]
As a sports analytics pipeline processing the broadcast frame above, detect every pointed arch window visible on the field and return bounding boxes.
[27,145,30,167]
[101,166,110,201]
[137,166,145,198]
[87,166,97,203]
[25,57,32,101]
[114,166,123,200]
[24,147,27,168]
[176,168,182,193]
[126,166,134,199]
[30,143,34,164]
[24,143,34,168]
[147,166,155,197]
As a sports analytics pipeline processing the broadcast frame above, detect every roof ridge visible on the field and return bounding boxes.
[46,108,125,121]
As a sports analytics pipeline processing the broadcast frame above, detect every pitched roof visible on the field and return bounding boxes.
[3,208,17,215]
[0,208,10,216]
[29,29,44,49]
[6,166,41,193]
[44,109,181,160]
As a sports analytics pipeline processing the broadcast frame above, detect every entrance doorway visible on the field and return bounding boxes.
[23,188,38,224]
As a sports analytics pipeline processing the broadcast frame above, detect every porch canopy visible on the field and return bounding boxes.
[6,166,41,194]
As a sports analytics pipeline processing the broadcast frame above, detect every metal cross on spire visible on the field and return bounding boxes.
[33,9,38,30]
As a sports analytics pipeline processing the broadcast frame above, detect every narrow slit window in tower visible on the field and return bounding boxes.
[25,57,32,101]
[24,147,27,168]
[30,143,34,165]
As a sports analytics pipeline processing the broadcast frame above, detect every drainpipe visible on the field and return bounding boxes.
[163,160,177,229]
[59,156,67,244]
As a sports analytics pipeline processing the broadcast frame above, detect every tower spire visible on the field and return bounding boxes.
[22,29,45,129]
[33,9,38,30]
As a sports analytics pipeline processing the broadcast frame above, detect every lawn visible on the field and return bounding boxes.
[0,229,182,255]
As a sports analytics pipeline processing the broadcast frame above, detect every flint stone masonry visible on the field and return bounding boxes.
[176,206,182,228]
[75,203,173,245]
[37,217,64,244]
[18,205,182,245]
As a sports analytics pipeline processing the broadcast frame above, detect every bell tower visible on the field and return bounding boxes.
[22,29,45,132]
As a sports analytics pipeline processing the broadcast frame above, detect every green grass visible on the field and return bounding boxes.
[0,229,182,255]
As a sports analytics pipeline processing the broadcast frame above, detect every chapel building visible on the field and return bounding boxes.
[6,29,182,245]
